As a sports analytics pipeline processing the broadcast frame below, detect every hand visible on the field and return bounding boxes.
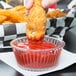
[26,0,59,9]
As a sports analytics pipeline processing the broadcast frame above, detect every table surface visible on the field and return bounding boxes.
[0,47,76,76]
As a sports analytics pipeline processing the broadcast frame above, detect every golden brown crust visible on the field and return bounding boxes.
[26,0,46,41]
[47,9,67,19]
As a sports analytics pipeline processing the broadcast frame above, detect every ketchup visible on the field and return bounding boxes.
[13,40,61,69]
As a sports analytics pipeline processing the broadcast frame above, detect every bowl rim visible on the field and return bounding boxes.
[10,36,65,51]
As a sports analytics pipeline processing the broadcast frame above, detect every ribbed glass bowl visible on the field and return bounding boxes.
[10,36,65,71]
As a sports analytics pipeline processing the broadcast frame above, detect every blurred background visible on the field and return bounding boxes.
[0,0,72,9]
[57,0,72,9]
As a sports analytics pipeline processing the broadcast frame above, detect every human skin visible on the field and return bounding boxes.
[26,0,59,9]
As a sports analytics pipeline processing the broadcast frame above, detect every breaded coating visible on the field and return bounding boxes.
[26,0,46,41]
[47,9,67,19]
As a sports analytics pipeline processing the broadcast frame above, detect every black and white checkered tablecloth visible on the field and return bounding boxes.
[0,1,76,48]
[0,23,26,48]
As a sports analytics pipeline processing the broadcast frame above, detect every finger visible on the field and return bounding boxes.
[26,0,34,10]
[42,0,59,8]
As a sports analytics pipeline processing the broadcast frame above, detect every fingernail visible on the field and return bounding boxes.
[42,0,46,8]
[26,0,33,10]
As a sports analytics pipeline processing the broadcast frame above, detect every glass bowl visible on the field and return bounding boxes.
[10,36,65,71]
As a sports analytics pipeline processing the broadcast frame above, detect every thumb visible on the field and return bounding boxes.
[26,0,34,10]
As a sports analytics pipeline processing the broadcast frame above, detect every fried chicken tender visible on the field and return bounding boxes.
[26,0,46,41]
[47,9,67,19]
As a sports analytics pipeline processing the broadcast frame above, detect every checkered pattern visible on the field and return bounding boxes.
[46,17,76,38]
[0,1,76,48]
[45,7,76,39]
[0,23,26,48]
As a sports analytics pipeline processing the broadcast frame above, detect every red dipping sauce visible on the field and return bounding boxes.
[13,39,61,69]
